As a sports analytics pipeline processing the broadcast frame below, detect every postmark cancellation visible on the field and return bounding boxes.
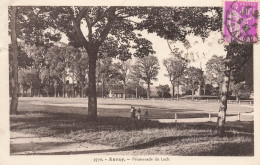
[224,0,259,44]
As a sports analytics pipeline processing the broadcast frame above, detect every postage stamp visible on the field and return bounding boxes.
[224,0,258,43]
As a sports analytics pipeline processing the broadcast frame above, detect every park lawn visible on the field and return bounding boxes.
[10,97,254,156]
[17,97,253,119]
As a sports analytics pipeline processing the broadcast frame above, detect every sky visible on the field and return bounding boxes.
[133,30,226,86]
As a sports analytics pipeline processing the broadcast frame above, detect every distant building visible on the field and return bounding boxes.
[108,89,125,98]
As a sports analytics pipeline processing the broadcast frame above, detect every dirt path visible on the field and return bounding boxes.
[10,132,150,155]
[10,132,115,155]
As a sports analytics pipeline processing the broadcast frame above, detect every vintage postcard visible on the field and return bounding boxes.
[0,0,259,165]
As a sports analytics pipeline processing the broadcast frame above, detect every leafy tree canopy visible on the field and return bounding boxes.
[184,66,204,91]
[131,55,160,84]
[33,7,155,60]
[138,7,222,42]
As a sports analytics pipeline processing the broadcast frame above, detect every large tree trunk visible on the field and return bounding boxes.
[71,7,116,119]
[10,6,19,115]
[87,50,98,119]
[217,44,233,135]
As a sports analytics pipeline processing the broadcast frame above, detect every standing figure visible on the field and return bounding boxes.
[133,107,136,119]
[144,110,149,121]
[130,106,135,119]
[137,108,141,120]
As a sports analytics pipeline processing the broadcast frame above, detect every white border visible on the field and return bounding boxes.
[0,0,259,165]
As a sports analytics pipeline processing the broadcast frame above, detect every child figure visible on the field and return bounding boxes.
[144,110,149,121]
[130,106,135,119]
[137,108,141,120]
[133,107,136,119]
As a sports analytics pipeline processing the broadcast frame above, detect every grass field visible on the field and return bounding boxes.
[16,97,253,119]
[10,97,254,155]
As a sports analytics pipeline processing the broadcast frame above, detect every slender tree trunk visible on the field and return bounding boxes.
[236,95,240,103]
[81,86,84,98]
[37,69,41,97]
[123,82,126,100]
[30,85,32,97]
[63,72,66,98]
[10,6,19,115]
[54,86,57,97]
[102,81,105,98]
[135,86,138,99]
[172,83,175,100]
[72,71,75,98]
[147,83,150,99]
[198,82,201,96]
[191,89,194,100]
[87,49,98,119]
[217,44,233,135]
[22,86,25,96]
[177,83,179,100]
[101,75,104,98]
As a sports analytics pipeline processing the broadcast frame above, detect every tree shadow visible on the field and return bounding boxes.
[15,133,253,156]
[16,134,214,155]
[100,103,203,112]
[195,141,254,156]
[11,141,75,154]
[10,101,254,156]
[11,104,254,135]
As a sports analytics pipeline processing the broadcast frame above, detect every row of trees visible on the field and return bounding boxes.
[10,43,88,98]
[156,53,253,101]
[12,40,161,99]
[16,39,253,102]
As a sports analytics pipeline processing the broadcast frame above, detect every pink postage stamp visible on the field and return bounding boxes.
[224,0,258,43]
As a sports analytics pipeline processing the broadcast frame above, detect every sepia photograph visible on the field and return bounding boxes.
[1,0,260,164]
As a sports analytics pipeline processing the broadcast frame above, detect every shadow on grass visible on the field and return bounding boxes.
[11,107,254,135]
[10,109,254,156]
[196,141,254,156]
[16,134,214,155]
[17,102,214,119]
[100,103,203,112]
[11,142,75,153]
[16,134,253,156]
